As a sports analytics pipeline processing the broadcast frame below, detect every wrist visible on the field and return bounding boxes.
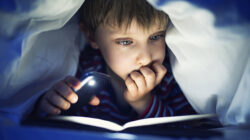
[129,93,152,114]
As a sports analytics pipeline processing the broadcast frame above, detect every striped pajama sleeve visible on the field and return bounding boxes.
[138,94,174,119]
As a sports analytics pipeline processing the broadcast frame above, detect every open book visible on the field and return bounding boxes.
[50,114,216,131]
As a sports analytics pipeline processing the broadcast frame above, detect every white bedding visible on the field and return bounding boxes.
[148,0,250,125]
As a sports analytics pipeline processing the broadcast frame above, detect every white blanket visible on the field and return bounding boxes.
[0,0,85,123]
[0,0,249,125]
[148,0,250,125]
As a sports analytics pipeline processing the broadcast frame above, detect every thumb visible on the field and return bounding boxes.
[89,96,100,106]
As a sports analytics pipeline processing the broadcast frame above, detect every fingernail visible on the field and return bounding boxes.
[72,95,78,103]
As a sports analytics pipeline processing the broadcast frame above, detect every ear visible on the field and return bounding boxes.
[79,23,99,49]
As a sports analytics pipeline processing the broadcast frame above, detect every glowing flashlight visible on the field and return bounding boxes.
[63,72,111,115]
[75,76,95,92]
[88,79,96,86]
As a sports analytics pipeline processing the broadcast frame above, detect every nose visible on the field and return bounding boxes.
[136,46,152,67]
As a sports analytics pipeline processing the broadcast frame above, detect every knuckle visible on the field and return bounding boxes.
[65,76,79,85]
[49,93,66,110]
[131,71,140,78]
[134,73,144,81]
[56,82,70,94]
[147,70,155,78]
[53,81,63,89]
[136,76,144,82]
[125,77,134,85]
[50,92,59,102]
[127,84,137,93]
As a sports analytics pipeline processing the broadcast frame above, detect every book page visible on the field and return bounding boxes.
[123,114,216,129]
[51,116,124,131]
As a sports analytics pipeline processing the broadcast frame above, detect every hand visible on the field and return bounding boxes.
[124,61,167,114]
[37,76,100,115]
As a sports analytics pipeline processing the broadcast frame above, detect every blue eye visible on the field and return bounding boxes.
[150,34,164,40]
[117,40,133,46]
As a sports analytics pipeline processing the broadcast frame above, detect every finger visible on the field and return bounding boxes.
[140,67,155,89]
[46,91,71,110]
[124,76,138,101]
[152,62,167,85]
[125,75,138,94]
[64,76,82,91]
[54,81,78,104]
[130,71,147,93]
[40,96,61,115]
[88,96,100,106]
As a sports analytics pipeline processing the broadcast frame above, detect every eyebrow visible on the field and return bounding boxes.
[150,30,166,36]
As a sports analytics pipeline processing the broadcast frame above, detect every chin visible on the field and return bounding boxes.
[122,73,131,80]
[122,75,128,80]
[115,73,126,81]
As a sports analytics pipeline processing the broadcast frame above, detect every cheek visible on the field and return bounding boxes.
[102,50,132,79]
[152,42,166,63]
[160,46,166,63]
[96,38,132,79]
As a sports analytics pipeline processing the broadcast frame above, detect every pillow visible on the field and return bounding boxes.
[148,0,250,125]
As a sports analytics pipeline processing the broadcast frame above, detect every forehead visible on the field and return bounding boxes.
[96,19,166,36]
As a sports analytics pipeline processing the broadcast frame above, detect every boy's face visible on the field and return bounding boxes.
[91,20,166,80]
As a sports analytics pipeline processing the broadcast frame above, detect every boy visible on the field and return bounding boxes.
[36,0,196,124]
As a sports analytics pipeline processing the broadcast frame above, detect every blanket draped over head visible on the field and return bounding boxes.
[0,0,249,125]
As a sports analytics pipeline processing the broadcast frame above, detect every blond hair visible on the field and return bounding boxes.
[79,0,168,37]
